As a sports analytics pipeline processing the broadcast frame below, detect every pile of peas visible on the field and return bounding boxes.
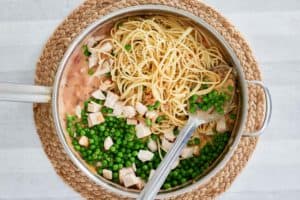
[162,133,229,189]
[66,97,230,190]
[189,89,231,114]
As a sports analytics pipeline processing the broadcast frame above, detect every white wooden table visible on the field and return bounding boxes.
[0,0,299,199]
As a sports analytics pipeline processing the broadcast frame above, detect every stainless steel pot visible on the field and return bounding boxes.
[0,5,272,199]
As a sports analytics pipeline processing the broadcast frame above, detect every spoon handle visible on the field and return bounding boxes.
[137,117,201,200]
[0,83,52,103]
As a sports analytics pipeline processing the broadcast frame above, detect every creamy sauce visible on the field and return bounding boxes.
[58,23,112,123]
[60,51,100,118]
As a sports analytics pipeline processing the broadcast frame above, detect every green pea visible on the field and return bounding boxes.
[194,138,200,145]
[172,180,178,187]
[212,90,218,97]
[82,44,91,57]
[156,115,166,123]
[189,103,197,113]
[104,131,110,137]
[115,157,122,163]
[126,133,134,140]
[163,183,171,189]
[142,165,148,171]
[118,163,123,169]
[116,138,122,145]
[99,125,105,132]
[145,118,152,127]
[140,173,146,180]
[224,94,230,101]
[172,170,179,177]
[125,161,132,167]
[202,105,208,111]
[134,144,140,150]
[197,102,203,109]
[117,152,123,158]
[189,94,198,103]
[74,145,80,151]
[151,134,158,141]
[115,130,121,137]
[107,108,113,114]
[229,113,236,120]
[102,160,108,167]
[88,68,94,75]
[169,127,178,137]
[228,85,234,92]
[101,107,108,113]
[217,107,224,114]
[128,141,134,148]
[132,151,138,156]
[203,96,209,103]
[113,164,118,171]
[153,101,161,109]
[97,168,103,175]
[80,130,86,136]
[124,44,132,52]
[113,172,118,179]
[147,105,154,111]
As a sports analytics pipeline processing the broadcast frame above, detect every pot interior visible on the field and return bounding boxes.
[53,5,247,199]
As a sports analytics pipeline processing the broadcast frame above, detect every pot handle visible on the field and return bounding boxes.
[243,80,272,137]
[0,83,52,103]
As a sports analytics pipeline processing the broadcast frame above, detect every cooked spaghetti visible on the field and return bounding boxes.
[89,16,235,135]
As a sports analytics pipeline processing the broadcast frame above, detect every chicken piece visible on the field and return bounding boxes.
[161,138,173,152]
[137,150,154,162]
[145,111,158,121]
[112,101,124,116]
[91,89,106,100]
[135,123,152,138]
[119,167,135,184]
[164,129,176,142]
[103,169,113,180]
[96,162,102,167]
[180,147,194,159]
[99,80,112,91]
[87,101,101,113]
[216,116,228,133]
[123,173,139,188]
[79,136,89,147]
[88,112,105,127]
[88,50,98,68]
[193,145,200,156]
[135,102,148,115]
[104,136,114,150]
[147,138,158,152]
[94,59,112,77]
[132,163,137,172]
[123,106,136,118]
[86,36,104,48]
[75,105,81,119]
[99,41,113,52]
[127,119,138,125]
[104,91,119,109]
[135,177,145,190]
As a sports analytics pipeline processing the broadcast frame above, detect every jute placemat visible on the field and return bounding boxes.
[33,0,265,199]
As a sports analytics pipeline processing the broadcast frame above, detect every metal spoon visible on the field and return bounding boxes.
[137,111,219,200]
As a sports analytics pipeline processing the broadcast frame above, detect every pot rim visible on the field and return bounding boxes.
[51,5,248,199]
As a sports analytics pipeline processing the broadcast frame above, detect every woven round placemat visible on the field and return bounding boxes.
[33,0,265,199]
